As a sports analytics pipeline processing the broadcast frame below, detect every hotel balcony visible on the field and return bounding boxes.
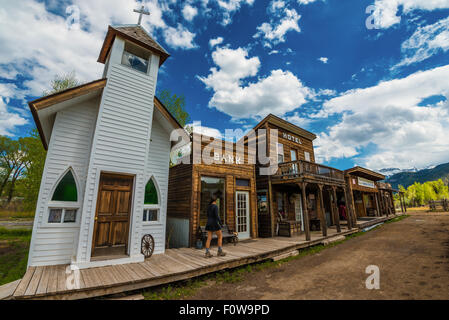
[272,160,345,185]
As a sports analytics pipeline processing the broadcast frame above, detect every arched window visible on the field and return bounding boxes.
[52,170,78,202]
[48,169,79,224]
[143,178,160,223]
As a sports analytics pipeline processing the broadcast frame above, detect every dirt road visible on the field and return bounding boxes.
[189,213,449,300]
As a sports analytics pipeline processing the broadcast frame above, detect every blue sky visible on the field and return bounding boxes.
[1,0,449,172]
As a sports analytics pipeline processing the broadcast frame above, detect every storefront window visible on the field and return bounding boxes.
[200,176,225,226]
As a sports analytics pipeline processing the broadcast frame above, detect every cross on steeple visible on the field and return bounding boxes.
[133,5,150,25]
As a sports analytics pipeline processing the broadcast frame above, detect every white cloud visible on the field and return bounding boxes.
[216,0,255,25]
[316,88,336,96]
[209,37,224,48]
[297,0,324,4]
[284,112,311,128]
[269,0,286,13]
[198,46,313,120]
[371,0,449,29]
[163,24,197,49]
[0,97,28,136]
[318,57,329,64]
[0,0,199,96]
[395,16,449,68]
[314,65,449,170]
[268,50,280,55]
[254,8,301,47]
[182,4,198,21]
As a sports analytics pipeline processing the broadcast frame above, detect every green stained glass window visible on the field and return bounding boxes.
[52,171,78,202]
[144,179,158,205]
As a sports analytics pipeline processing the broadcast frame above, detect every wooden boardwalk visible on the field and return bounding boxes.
[6,215,400,300]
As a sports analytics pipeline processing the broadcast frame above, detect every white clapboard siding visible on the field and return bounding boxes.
[141,120,171,254]
[76,44,159,262]
[28,98,99,267]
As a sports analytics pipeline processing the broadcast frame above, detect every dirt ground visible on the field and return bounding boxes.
[189,212,449,300]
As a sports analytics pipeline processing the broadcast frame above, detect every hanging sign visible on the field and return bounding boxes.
[358,177,375,189]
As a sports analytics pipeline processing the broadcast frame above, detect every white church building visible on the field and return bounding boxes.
[27,22,185,269]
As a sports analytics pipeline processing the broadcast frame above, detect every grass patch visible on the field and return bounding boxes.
[0,210,35,220]
[406,207,429,212]
[143,215,410,300]
[0,228,32,286]
[384,214,410,224]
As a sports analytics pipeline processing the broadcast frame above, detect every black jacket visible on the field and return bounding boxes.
[205,204,222,231]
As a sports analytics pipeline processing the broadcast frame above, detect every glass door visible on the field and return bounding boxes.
[236,191,250,240]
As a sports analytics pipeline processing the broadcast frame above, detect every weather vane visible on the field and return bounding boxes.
[134,5,150,25]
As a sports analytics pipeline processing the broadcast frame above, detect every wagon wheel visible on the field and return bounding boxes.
[141,234,155,258]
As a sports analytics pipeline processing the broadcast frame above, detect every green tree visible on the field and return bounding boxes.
[0,136,18,197]
[157,89,191,127]
[17,130,47,210]
[43,71,81,96]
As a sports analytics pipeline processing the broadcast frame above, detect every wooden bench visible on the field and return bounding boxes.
[197,225,238,246]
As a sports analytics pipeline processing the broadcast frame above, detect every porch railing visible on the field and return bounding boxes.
[272,160,345,183]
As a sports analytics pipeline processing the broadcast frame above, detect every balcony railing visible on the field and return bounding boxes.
[272,160,345,183]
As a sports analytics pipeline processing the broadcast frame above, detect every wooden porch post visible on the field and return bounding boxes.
[384,192,390,217]
[332,186,341,233]
[346,176,357,228]
[318,184,327,237]
[403,194,407,212]
[300,182,310,241]
[374,193,381,217]
[343,188,353,230]
[268,178,275,237]
[391,191,396,215]
[399,193,404,213]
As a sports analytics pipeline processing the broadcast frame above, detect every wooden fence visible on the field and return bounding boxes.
[429,199,449,212]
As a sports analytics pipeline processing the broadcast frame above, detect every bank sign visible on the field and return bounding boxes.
[358,177,376,189]
[282,132,302,145]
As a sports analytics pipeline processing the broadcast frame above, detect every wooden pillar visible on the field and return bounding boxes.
[318,184,327,237]
[332,187,341,233]
[399,193,404,213]
[391,191,396,215]
[374,193,381,217]
[300,182,310,241]
[346,176,357,227]
[268,178,275,237]
[343,188,353,230]
[403,194,407,212]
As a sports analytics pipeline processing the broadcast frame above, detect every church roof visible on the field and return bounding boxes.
[98,25,170,66]
[29,78,183,150]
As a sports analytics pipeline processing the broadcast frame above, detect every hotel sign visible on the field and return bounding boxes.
[358,177,375,189]
[282,132,302,145]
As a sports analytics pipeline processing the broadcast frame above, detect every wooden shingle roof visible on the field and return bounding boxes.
[98,25,170,66]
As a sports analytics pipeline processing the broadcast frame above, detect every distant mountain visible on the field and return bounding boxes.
[385,162,449,189]
[379,167,419,178]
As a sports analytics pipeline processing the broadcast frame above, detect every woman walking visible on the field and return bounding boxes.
[205,196,226,258]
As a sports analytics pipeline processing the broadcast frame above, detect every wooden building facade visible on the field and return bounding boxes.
[245,115,355,242]
[345,167,400,220]
[167,133,257,248]
[166,115,402,247]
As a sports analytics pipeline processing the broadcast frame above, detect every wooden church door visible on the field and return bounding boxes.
[92,173,134,257]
